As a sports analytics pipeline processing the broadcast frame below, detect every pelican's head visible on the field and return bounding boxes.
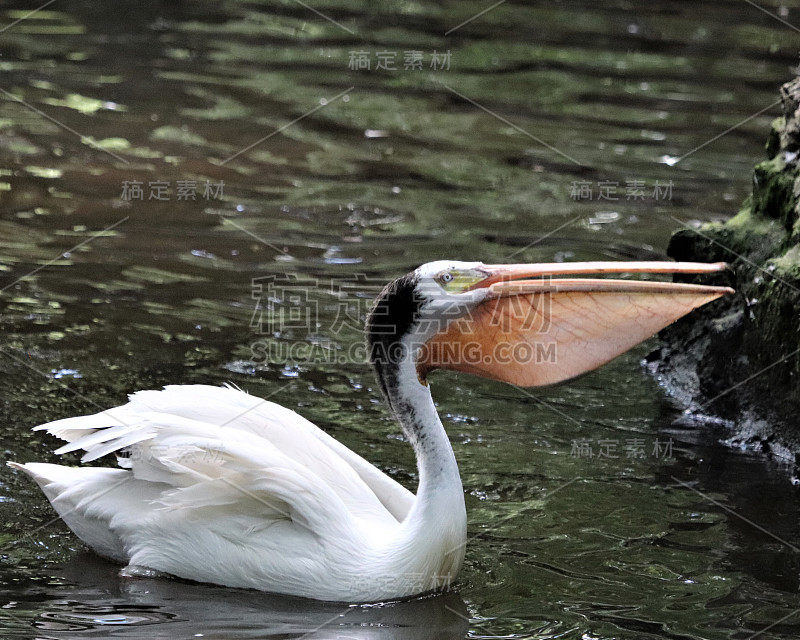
[410,259,496,328]
[366,259,734,395]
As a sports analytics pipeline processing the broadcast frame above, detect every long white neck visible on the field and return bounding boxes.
[378,343,467,589]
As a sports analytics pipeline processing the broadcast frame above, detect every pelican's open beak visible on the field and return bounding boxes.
[417,261,734,387]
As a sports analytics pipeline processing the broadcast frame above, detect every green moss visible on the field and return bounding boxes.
[751,156,797,229]
[770,244,800,279]
[765,116,784,158]
[669,206,784,265]
[725,206,785,254]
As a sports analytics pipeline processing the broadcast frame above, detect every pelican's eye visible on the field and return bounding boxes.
[435,270,458,291]
[435,269,486,293]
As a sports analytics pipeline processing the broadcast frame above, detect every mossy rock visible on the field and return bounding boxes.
[654,76,800,467]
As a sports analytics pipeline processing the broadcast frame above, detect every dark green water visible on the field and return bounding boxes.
[1,0,800,638]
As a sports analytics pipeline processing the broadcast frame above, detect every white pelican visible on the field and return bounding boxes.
[10,260,733,602]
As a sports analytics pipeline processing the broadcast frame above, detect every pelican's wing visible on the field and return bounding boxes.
[10,436,377,596]
[33,385,414,524]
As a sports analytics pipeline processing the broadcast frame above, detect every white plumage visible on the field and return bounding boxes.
[11,384,466,602]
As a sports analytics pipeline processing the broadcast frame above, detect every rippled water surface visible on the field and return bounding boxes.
[2,1,800,638]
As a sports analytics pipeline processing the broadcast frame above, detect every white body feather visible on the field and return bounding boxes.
[11,383,466,602]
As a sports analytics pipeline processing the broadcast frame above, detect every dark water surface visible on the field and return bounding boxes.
[2,0,800,638]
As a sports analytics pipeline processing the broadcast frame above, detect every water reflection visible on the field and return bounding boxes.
[30,554,469,639]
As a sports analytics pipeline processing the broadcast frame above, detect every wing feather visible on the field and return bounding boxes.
[12,384,424,598]
[32,385,413,527]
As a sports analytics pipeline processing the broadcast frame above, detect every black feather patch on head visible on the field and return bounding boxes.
[366,271,423,401]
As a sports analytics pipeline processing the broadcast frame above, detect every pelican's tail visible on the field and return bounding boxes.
[8,461,131,561]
